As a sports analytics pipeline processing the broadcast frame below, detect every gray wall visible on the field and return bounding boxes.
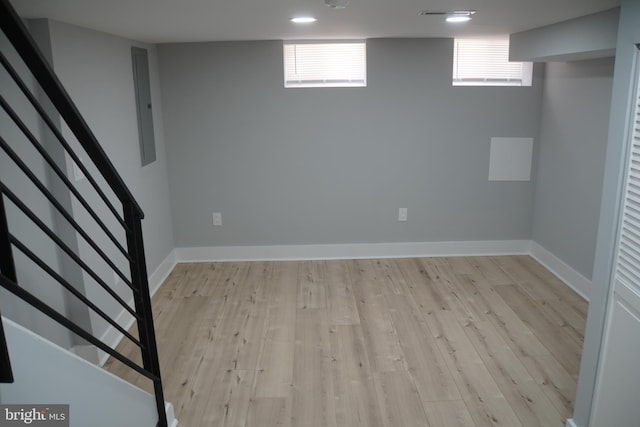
[0,28,72,348]
[2,20,177,341]
[573,1,640,425]
[28,18,94,349]
[47,20,174,275]
[532,58,614,280]
[159,39,544,248]
[2,18,175,346]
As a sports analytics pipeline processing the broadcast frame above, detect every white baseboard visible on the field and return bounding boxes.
[98,249,177,366]
[566,418,578,427]
[165,402,179,427]
[175,240,532,262]
[148,249,178,296]
[530,241,591,301]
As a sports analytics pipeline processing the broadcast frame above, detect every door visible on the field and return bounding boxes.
[590,47,640,426]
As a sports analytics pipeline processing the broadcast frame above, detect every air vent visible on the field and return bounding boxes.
[420,11,446,16]
[326,0,349,9]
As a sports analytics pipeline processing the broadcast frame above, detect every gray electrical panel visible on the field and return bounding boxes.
[131,46,156,166]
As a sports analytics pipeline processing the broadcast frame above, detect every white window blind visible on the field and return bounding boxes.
[452,38,532,87]
[283,41,366,88]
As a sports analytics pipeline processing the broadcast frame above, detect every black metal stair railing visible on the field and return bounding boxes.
[0,0,167,426]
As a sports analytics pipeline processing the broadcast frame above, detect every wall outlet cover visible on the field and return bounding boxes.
[398,208,408,222]
[212,212,222,226]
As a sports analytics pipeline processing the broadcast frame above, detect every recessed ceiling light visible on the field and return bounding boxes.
[445,11,476,23]
[291,16,317,24]
[446,15,471,23]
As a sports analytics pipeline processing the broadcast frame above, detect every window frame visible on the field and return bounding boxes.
[283,40,367,88]
[452,38,533,87]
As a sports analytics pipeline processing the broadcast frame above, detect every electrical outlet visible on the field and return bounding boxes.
[398,208,408,222]
[212,212,222,226]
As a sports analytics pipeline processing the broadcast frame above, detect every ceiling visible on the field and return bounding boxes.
[12,0,620,44]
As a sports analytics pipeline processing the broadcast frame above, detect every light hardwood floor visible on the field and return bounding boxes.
[104,256,587,427]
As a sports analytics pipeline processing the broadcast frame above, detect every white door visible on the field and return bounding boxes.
[591,48,640,427]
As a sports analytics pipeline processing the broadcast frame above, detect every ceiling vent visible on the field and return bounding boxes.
[325,0,349,9]
[420,10,476,22]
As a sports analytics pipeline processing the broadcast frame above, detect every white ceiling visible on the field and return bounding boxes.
[12,0,620,44]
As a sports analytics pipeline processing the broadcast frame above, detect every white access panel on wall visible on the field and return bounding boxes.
[590,48,640,426]
[488,137,534,181]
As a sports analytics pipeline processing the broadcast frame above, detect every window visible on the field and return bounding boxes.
[452,38,532,87]
[283,41,366,88]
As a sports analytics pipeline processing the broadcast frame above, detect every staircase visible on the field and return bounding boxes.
[0,0,171,425]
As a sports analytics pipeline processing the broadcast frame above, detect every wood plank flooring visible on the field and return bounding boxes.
[104,256,587,427]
